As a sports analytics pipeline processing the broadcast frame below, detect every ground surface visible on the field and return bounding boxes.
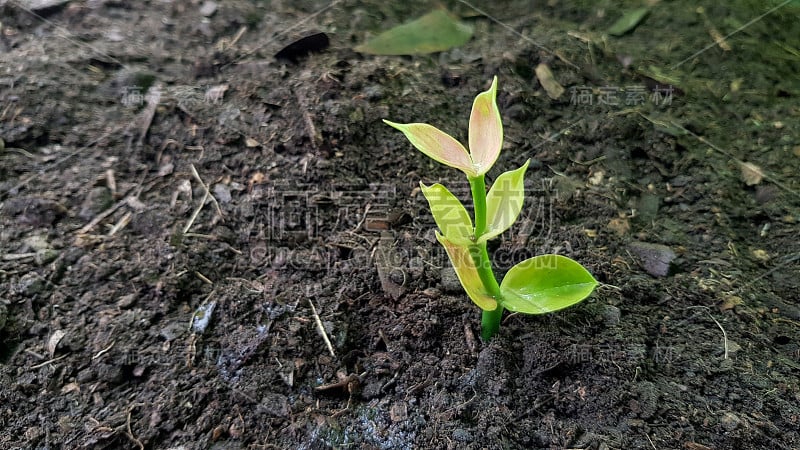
[1,0,799,449]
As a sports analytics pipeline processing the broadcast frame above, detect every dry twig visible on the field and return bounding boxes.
[308,299,335,357]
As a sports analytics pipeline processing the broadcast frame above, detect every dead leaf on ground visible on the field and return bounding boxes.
[355,9,472,55]
[608,8,650,36]
[739,161,763,186]
[47,330,66,357]
[535,63,564,100]
[607,217,630,236]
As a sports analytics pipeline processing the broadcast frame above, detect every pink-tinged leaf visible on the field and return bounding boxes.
[468,76,503,175]
[436,233,497,311]
[383,120,477,176]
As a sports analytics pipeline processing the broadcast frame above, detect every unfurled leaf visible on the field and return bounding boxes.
[436,233,497,311]
[469,76,503,175]
[385,77,506,177]
[383,120,477,176]
[500,254,597,314]
[608,8,650,36]
[420,182,473,245]
[355,9,473,55]
[478,160,529,243]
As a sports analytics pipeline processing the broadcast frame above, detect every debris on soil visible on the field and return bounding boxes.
[739,161,764,186]
[607,7,650,36]
[628,241,676,277]
[1,2,799,449]
[354,9,472,55]
[275,32,330,62]
[535,63,565,100]
[192,301,217,334]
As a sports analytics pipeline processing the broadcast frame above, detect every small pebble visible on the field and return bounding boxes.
[628,241,676,277]
[200,0,218,17]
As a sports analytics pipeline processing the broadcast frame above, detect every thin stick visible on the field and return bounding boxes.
[136,85,161,147]
[183,183,209,234]
[92,340,116,360]
[29,354,68,369]
[183,164,223,234]
[308,299,335,357]
[77,196,128,235]
[126,403,144,450]
[195,271,213,285]
[3,252,36,261]
[77,173,151,235]
[190,164,223,218]
[707,313,729,360]
[107,211,131,236]
[687,306,729,359]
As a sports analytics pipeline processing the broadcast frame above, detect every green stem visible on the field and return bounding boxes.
[469,176,487,236]
[468,175,504,340]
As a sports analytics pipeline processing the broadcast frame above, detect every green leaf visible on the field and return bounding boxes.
[420,182,473,245]
[499,254,597,314]
[608,7,649,36]
[355,9,473,55]
[478,160,530,243]
[436,233,498,311]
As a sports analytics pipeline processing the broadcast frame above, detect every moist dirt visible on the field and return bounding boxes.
[1,1,799,449]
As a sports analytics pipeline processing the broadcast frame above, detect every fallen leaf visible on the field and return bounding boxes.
[588,169,604,185]
[355,9,472,55]
[535,63,565,99]
[248,172,266,192]
[751,248,769,262]
[61,382,81,394]
[608,8,650,36]
[719,295,743,312]
[47,330,66,357]
[607,217,630,236]
[739,161,763,186]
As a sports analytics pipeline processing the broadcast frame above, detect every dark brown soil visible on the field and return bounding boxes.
[2,1,799,449]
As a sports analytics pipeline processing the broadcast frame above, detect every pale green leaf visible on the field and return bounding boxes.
[499,254,597,314]
[355,10,473,55]
[420,183,473,245]
[478,160,530,243]
[436,233,497,311]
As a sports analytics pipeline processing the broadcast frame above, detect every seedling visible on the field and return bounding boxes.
[384,77,598,340]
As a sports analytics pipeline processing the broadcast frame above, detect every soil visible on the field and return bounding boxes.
[1,1,799,449]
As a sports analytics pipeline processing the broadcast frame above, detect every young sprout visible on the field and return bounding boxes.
[384,77,598,340]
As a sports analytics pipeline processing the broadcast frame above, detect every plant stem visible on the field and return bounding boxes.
[469,175,487,236]
[468,175,504,340]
